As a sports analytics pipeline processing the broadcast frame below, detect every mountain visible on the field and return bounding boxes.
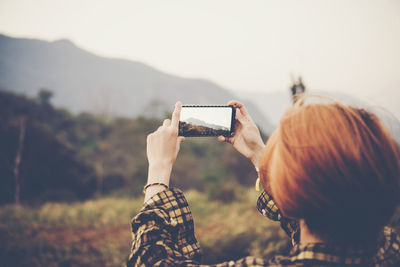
[233,90,292,126]
[185,117,229,130]
[0,34,274,133]
[234,89,400,143]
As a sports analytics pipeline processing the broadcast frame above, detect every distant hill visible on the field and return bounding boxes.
[235,89,400,143]
[0,34,274,133]
[185,117,229,131]
[233,90,292,126]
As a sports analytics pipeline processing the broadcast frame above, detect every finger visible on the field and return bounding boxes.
[218,135,234,144]
[227,100,249,117]
[163,119,171,127]
[225,137,234,144]
[217,136,226,142]
[227,100,244,123]
[235,108,245,121]
[171,101,182,129]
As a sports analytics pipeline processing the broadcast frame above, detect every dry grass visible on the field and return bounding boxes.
[0,189,290,266]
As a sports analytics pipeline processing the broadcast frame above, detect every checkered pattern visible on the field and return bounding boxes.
[127,188,400,266]
[256,190,300,246]
[127,188,201,266]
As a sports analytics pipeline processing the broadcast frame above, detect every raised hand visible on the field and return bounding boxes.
[144,101,185,202]
[218,100,265,167]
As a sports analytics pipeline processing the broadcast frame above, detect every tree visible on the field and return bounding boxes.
[38,88,53,105]
[0,90,97,204]
[13,116,26,204]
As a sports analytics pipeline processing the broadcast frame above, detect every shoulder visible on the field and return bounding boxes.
[374,226,400,265]
[187,255,304,267]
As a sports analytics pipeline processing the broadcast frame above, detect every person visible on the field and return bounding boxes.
[290,76,306,105]
[127,100,400,266]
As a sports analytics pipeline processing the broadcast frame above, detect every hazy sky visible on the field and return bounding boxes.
[0,0,399,99]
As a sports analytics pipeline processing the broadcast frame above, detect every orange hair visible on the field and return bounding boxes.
[259,103,400,243]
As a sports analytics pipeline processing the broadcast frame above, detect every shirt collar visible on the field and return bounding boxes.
[257,190,282,220]
[288,242,377,265]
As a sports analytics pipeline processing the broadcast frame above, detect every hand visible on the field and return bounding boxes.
[218,100,265,167]
[144,102,185,202]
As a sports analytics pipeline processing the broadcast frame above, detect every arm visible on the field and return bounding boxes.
[128,188,202,266]
[144,102,184,203]
[218,100,265,168]
[128,188,270,267]
[128,102,200,266]
[219,101,299,245]
[128,101,270,266]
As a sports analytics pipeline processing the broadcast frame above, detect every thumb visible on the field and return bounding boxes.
[178,136,185,144]
[175,136,185,156]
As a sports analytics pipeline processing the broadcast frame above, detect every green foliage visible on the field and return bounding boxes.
[0,91,96,204]
[0,90,267,205]
[37,88,53,105]
[0,90,285,266]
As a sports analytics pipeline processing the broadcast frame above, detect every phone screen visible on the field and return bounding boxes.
[179,105,235,137]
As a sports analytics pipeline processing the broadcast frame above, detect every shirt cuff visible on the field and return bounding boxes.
[143,187,191,219]
[131,188,200,257]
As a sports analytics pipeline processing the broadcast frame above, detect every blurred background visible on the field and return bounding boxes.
[0,0,399,266]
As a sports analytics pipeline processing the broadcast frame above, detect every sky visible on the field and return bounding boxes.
[0,0,399,100]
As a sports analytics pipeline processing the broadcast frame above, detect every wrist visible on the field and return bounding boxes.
[147,163,172,185]
[144,164,173,203]
[144,184,168,203]
[250,144,265,168]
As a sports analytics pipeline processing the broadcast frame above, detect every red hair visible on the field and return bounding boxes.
[259,103,400,243]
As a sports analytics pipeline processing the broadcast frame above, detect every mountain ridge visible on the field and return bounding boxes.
[0,33,274,133]
[185,117,229,131]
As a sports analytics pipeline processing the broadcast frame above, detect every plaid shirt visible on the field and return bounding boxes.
[127,188,400,266]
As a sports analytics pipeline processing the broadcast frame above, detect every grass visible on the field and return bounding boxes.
[0,189,290,267]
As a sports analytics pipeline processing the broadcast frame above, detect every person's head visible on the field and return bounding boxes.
[259,102,400,243]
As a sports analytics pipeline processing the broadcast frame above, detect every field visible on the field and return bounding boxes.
[0,90,288,266]
[0,188,290,267]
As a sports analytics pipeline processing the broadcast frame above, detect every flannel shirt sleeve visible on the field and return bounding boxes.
[256,190,300,246]
[374,226,400,266]
[127,188,270,267]
[127,188,202,266]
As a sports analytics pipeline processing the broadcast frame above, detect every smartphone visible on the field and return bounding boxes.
[179,105,236,137]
